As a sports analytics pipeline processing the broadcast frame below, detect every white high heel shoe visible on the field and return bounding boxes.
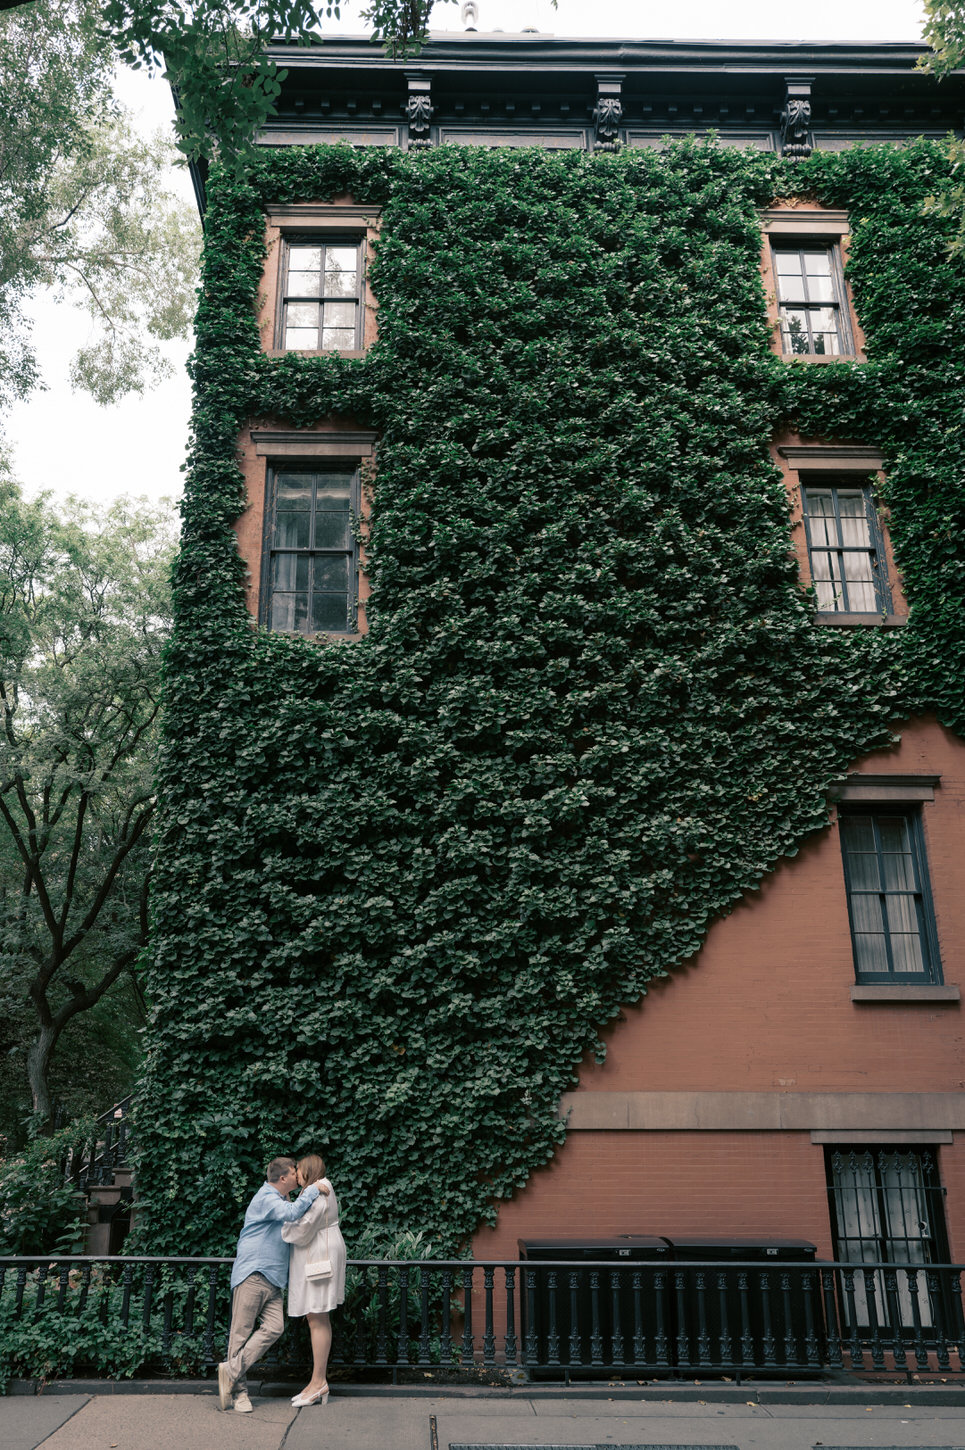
[291,1385,330,1407]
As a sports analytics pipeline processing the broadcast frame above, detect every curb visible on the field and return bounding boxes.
[12,1377,965,1406]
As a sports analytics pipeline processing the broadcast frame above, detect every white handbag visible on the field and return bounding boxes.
[305,1211,333,1280]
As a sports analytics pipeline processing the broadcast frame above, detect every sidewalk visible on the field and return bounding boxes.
[4,1384,965,1450]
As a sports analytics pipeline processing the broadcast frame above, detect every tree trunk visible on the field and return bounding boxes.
[26,1022,58,1130]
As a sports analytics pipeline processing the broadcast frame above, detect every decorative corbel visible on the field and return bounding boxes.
[405,73,433,150]
[781,76,814,160]
[593,73,625,153]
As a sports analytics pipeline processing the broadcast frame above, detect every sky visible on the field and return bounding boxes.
[6,0,929,510]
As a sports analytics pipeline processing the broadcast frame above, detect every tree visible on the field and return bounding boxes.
[0,0,200,408]
[106,0,457,163]
[919,1,965,251]
[0,0,459,167]
[0,477,175,1131]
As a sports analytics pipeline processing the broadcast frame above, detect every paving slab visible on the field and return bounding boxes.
[0,1394,89,1450]
[31,1392,296,1450]
[6,1389,965,1450]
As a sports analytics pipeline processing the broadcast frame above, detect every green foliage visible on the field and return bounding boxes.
[0,482,176,1129]
[0,1260,205,1389]
[0,0,200,408]
[0,1120,92,1254]
[104,0,460,165]
[132,138,963,1258]
[916,3,965,254]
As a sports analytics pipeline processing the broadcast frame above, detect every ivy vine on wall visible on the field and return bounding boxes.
[132,139,964,1255]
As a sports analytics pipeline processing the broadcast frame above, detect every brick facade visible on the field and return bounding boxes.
[474,716,965,1261]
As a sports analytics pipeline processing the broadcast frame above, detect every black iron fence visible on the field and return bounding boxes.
[1,1256,964,1383]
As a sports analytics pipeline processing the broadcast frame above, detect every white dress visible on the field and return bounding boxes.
[282,1179,346,1316]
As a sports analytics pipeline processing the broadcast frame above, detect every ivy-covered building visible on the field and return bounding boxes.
[140,33,965,1282]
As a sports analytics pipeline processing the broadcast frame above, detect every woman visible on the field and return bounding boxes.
[282,1152,346,1407]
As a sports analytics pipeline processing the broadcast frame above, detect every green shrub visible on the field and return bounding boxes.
[0,1120,93,1254]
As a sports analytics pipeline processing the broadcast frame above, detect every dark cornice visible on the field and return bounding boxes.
[264,34,943,75]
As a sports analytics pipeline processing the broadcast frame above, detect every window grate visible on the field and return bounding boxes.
[826,1146,950,1333]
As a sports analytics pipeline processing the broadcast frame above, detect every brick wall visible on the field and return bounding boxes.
[474,716,965,1261]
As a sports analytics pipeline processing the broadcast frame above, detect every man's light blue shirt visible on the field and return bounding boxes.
[230,1181,320,1291]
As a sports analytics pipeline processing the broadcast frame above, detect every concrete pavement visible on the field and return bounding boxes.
[4,1387,965,1450]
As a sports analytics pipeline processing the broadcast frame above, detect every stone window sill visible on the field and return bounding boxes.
[267,348,366,359]
[816,613,906,628]
[851,983,960,1003]
[779,352,863,364]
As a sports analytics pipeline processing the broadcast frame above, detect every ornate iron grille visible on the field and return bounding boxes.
[827,1146,951,1337]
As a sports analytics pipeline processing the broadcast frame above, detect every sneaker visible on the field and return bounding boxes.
[233,1391,253,1413]
[217,1360,234,1411]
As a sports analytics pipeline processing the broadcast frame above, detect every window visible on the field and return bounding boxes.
[772,241,853,356]
[801,481,890,615]
[826,1146,949,1332]
[838,808,942,983]
[280,238,363,350]
[264,467,358,633]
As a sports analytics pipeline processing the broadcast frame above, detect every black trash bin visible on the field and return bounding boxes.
[518,1237,672,1376]
[664,1237,823,1372]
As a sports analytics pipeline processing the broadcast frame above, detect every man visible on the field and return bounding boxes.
[218,1156,326,1412]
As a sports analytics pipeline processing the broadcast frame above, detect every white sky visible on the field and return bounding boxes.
[6,0,928,509]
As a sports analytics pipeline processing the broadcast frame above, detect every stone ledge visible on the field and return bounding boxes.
[558,1090,965,1133]
[851,983,959,1002]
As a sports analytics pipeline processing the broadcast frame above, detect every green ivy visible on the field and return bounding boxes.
[131,138,963,1256]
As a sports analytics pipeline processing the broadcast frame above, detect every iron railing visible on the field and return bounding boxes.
[62,1098,133,1193]
[1,1256,964,1381]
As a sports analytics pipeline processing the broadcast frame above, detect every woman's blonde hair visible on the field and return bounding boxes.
[297,1152,325,1185]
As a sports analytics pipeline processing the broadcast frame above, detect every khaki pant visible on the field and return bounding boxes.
[225,1272,284,1391]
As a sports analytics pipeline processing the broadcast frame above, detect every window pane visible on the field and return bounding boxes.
[846,849,881,891]
[323,268,358,299]
[312,592,349,631]
[287,270,322,298]
[841,815,874,849]
[842,570,877,613]
[802,250,834,304]
[780,308,811,352]
[853,929,891,977]
[270,591,309,632]
[878,815,912,858]
[288,244,322,271]
[276,475,313,508]
[320,328,357,349]
[805,491,835,547]
[284,327,318,350]
[285,302,318,329]
[851,892,886,937]
[880,846,915,893]
[316,476,353,505]
[314,512,352,549]
[326,246,358,274]
[811,330,841,357]
[809,305,837,331]
[805,273,835,303]
[838,493,872,547]
[274,513,311,550]
[313,555,349,592]
[802,248,832,275]
[775,253,806,302]
[885,909,926,973]
[272,553,310,591]
[322,302,356,330]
